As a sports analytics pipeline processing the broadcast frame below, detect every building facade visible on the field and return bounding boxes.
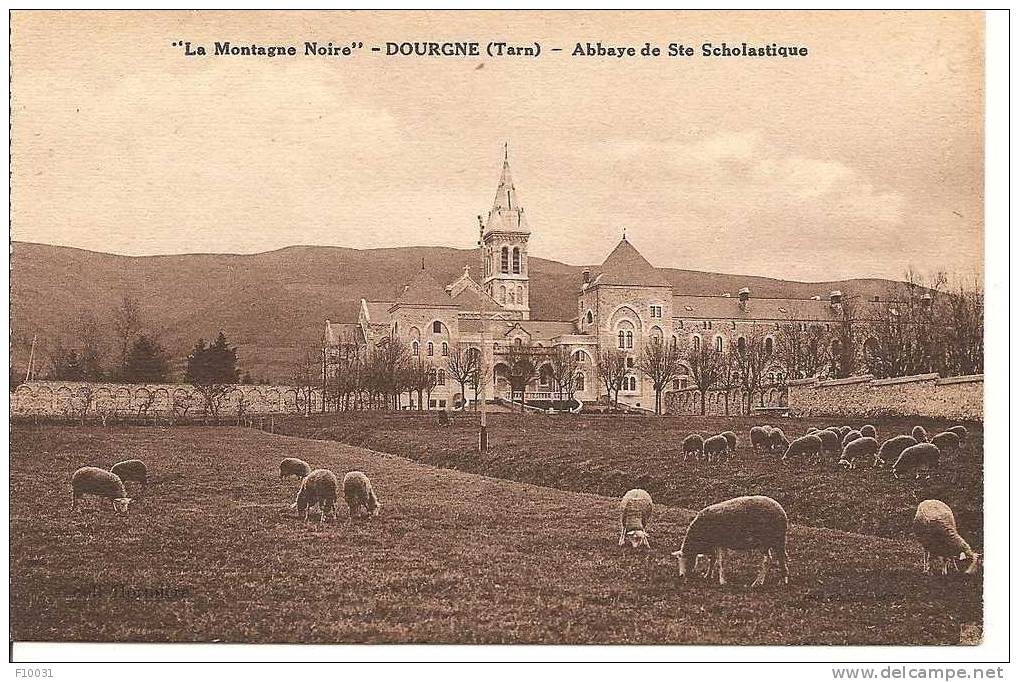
[324,151,884,411]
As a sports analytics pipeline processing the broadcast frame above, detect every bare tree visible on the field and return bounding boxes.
[112,295,143,379]
[944,277,984,376]
[636,337,682,415]
[547,346,579,403]
[596,348,627,408]
[503,343,538,409]
[732,324,780,413]
[291,348,321,416]
[775,321,833,380]
[75,313,109,382]
[831,294,859,379]
[446,342,480,409]
[685,338,726,415]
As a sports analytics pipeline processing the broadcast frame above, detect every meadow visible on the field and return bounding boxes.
[9,421,981,645]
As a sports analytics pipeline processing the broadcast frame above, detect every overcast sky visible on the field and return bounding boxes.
[11,11,983,281]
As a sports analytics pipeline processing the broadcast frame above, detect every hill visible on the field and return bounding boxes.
[10,241,904,382]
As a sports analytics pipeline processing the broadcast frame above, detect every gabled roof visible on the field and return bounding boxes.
[451,285,503,313]
[392,269,459,309]
[363,300,394,325]
[670,295,887,322]
[325,321,363,346]
[591,237,672,288]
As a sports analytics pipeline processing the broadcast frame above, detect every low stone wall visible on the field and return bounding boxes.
[665,386,787,416]
[10,381,322,418]
[786,373,983,420]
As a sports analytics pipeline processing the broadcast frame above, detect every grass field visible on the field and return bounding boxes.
[278,412,984,544]
[10,424,981,645]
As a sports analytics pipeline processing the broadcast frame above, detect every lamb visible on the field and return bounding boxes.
[892,442,941,480]
[671,495,789,588]
[911,499,981,576]
[841,430,863,449]
[681,434,704,462]
[293,469,339,523]
[911,425,930,443]
[279,457,312,481]
[876,434,918,469]
[702,434,729,463]
[71,466,132,514]
[931,431,962,458]
[342,471,382,520]
[749,425,773,453]
[766,428,789,455]
[860,424,877,439]
[110,459,147,488]
[782,434,823,464]
[815,429,842,458]
[618,488,653,549]
[839,436,879,469]
[947,425,968,442]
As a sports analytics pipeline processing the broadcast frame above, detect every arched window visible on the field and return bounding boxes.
[517,286,523,304]
[514,338,523,348]
[412,341,420,356]
[512,247,521,274]
[427,342,434,356]
[508,288,515,304]
[501,247,509,273]
[435,368,445,385]
[715,336,723,353]
[576,373,585,391]
[628,376,638,391]
[693,336,701,352]
[432,320,442,334]
[500,286,507,304]
[765,337,774,356]
[618,330,625,349]
[585,311,593,325]
[671,335,678,350]
[626,331,634,349]
[573,350,586,363]
[737,337,747,355]
[441,342,449,356]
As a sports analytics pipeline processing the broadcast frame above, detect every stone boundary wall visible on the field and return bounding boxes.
[10,381,322,418]
[786,373,983,420]
[665,386,787,416]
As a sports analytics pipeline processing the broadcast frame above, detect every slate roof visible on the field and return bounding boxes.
[591,237,672,288]
[392,269,459,308]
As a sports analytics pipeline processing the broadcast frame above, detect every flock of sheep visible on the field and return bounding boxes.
[69,456,382,524]
[68,419,979,588]
[622,421,981,586]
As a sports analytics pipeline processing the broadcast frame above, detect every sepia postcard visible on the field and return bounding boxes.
[6,8,1009,672]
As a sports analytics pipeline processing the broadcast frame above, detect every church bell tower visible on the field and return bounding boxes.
[481,144,531,320]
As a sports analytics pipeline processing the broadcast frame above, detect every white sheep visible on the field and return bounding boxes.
[860,424,877,439]
[839,436,879,469]
[618,488,653,549]
[931,431,962,458]
[671,495,790,588]
[342,471,381,520]
[911,499,981,576]
[947,425,969,442]
[702,434,729,463]
[893,443,941,480]
[782,434,823,464]
[71,466,132,514]
[876,434,918,469]
[841,429,863,449]
[110,459,147,489]
[767,428,789,455]
[681,433,704,462]
[720,431,739,455]
[279,457,312,481]
[911,425,930,443]
[293,469,339,523]
[815,429,842,459]
[749,425,773,453]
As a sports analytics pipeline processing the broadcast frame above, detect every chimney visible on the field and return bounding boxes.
[810,295,821,300]
[829,290,843,305]
[871,295,881,302]
[920,293,933,306]
[721,292,731,298]
[738,287,751,303]
[582,269,591,284]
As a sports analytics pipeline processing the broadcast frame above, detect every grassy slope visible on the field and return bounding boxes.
[10,426,980,645]
[278,413,984,545]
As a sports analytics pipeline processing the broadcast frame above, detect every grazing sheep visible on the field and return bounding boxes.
[839,437,879,469]
[618,488,653,549]
[682,434,704,462]
[782,434,823,464]
[912,499,981,576]
[750,425,773,452]
[841,430,863,449]
[947,425,968,442]
[911,425,930,443]
[766,428,789,455]
[931,431,962,458]
[279,457,312,481]
[671,495,790,588]
[860,424,877,439]
[837,426,853,439]
[702,434,729,463]
[71,467,132,514]
[110,459,147,488]
[720,431,739,454]
[293,469,339,523]
[342,471,381,520]
[893,443,941,480]
[815,429,842,458]
[806,427,818,434]
[876,435,918,469]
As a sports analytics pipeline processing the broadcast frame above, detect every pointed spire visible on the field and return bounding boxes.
[485,144,530,235]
